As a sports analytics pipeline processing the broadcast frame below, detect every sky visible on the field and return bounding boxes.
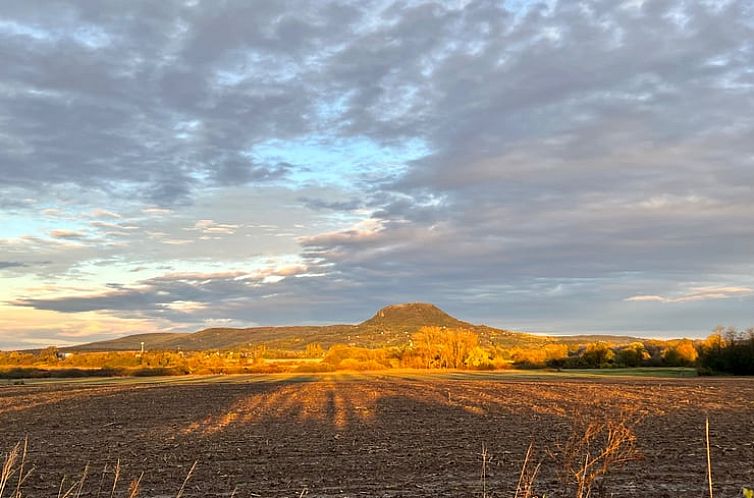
[1,0,753,349]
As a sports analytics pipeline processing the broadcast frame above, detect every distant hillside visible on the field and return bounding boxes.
[554,334,648,345]
[70,333,187,352]
[69,302,644,352]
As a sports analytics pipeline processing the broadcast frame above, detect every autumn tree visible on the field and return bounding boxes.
[579,342,615,368]
[441,329,479,368]
[39,346,60,364]
[663,340,698,366]
[305,343,325,358]
[510,344,568,368]
[411,326,446,368]
[410,327,481,369]
[615,342,648,368]
[698,326,754,374]
[465,346,493,369]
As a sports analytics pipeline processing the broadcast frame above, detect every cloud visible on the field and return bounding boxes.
[0,261,27,269]
[89,209,121,219]
[626,286,754,304]
[0,304,175,349]
[0,0,389,205]
[186,219,240,235]
[13,271,255,318]
[299,197,364,212]
[301,219,386,248]
[269,264,308,277]
[49,229,87,240]
[1,0,754,342]
[12,263,313,323]
[212,157,292,185]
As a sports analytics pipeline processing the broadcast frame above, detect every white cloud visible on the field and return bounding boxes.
[49,229,86,240]
[626,286,754,304]
[90,209,121,219]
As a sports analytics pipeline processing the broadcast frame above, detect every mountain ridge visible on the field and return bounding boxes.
[67,303,644,352]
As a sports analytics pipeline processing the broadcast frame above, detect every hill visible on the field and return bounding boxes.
[361,303,472,329]
[70,332,187,352]
[68,302,643,352]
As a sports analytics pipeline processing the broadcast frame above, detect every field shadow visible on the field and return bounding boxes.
[178,375,725,436]
[166,376,754,496]
[2,375,754,497]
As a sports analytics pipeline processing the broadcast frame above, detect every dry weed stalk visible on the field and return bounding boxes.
[480,443,490,498]
[706,416,714,498]
[554,412,641,498]
[175,461,197,498]
[0,443,20,498]
[58,477,79,498]
[127,472,144,498]
[75,463,89,498]
[1,437,35,498]
[2,440,205,498]
[59,464,89,498]
[110,459,121,498]
[514,441,541,498]
[57,476,66,498]
[95,462,109,498]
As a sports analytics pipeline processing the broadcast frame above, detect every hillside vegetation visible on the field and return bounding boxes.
[67,303,640,352]
[1,303,725,379]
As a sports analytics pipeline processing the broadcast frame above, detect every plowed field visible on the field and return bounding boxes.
[1,372,753,497]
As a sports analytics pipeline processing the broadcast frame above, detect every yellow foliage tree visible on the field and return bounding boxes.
[663,339,698,366]
[410,327,480,369]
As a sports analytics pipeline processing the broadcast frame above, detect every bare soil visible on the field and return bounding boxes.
[1,373,753,497]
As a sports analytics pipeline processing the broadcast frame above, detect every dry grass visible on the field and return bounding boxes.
[514,441,541,498]
[485,412,640,498]
[553,412,641,498]
[0,438,33,498]
[1,444,196,498]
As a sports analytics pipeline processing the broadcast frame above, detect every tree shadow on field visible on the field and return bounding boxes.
[2,376,754,497]
[174,378,577,496]
[178,376,748,436]
[168,376,754,497]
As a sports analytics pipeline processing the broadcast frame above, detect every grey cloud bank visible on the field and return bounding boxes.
[1,0,753,346]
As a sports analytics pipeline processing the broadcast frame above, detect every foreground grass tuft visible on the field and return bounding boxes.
[2,416,752,497]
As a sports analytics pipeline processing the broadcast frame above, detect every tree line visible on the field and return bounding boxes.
[696,326,754,375]
[1,325,752,377]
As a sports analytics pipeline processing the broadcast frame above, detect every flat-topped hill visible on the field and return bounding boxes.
[360,303,472,329]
